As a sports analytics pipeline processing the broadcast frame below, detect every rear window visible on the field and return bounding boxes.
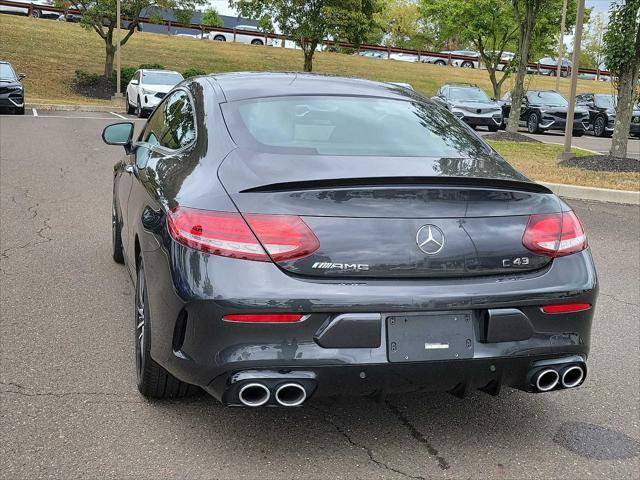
[221,96,491,157]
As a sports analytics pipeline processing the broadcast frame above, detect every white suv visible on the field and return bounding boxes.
[125,69,184,117]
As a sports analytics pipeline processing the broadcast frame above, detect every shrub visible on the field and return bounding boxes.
[138,63,165,70]
[117,67,137,90]
[182,67,207,79]
[74,69,101,86]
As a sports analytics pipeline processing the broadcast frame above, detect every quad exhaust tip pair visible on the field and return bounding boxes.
[238,382,307,407]
[531,364,585,392]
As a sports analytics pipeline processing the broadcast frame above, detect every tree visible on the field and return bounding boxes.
[230,0,382,72]
[376,0,435,51]
[603,0,640,158]
[419,0,583,99]
[201,7,222,27]
[581,12,607,71]
[420,0,518,98]
[65,0,204,79]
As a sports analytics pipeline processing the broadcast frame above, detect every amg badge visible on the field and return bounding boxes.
[312,262,370,271]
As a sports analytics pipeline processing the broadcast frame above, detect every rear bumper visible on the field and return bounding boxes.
[138,232,597,403]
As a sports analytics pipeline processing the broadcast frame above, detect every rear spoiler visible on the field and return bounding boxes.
[240,176,553,194]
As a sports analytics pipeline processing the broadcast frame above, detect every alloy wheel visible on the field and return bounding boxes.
[528,113,539,133]
[594,117,605,137]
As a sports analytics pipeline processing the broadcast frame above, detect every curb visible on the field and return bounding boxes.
[540,182,640,205]
[25,103,125,113]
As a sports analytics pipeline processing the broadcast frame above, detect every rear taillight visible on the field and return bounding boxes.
[542,303,591,314]
[166,207,319,262]
[223,314,304,323]
[522,211,587,257]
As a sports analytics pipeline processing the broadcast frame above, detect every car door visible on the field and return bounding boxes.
[124,89,197,271]
[119,98,164,269]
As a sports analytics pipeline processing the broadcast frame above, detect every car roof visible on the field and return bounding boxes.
[140,69,181,74]
[208,72,423,102]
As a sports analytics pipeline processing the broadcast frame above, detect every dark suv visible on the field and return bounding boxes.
[0,61,25,115]
[577,93,640,138]
[499,90,589,136]
[432,84,502,131]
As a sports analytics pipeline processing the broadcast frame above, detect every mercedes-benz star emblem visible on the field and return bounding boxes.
[416,225,445,255]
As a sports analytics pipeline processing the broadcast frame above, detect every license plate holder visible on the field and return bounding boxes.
[387,312,474,362]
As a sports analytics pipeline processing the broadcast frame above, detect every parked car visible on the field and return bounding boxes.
[449,51,480,68]
[125,69,184,118]
[576,93,616,137]
[451,51,514,70]
[432,84,502,131]
[0,0,59,18]
[356,51,386,59]
[420,51,451,65]
[499,90,589,135]
[208,25,272,46]
[632,105,640,138]
[389,52,419,62]
[528,57,572,77]
[0,61,25,115]
[102,73,597,405]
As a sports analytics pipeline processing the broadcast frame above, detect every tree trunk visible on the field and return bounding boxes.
[104,44,116,79]
[302,41,317,72]
[507,2,536,133]
[609,19,640,158]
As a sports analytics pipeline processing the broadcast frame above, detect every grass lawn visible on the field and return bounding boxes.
[1,14,617,106]
[488,141,639,192]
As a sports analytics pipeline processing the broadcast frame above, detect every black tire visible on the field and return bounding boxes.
[488,124,499,132]
[125,94,134,115]
[135,257,196,399]
[461,61,474,68]
[527,112,540,134]
[112,201,125,264]
[593,116,606,137]
[434,60,446,66]
[31,9,41,18]
[213,35,226,41]
[136,97,144,118]
[572,129,584,137]
[251,39,263,45]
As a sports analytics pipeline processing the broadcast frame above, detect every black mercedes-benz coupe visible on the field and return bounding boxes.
[103,73,597,407]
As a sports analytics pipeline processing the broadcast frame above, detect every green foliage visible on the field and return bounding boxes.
[118,66,138,89]
[182,67,207,78]
[74,69,101,85]
[139,63,165,70]
[149,13,165,24]
[603,0,640,77]
[201,7,223,27]
[230,0,382,71]
[174,8,194,27]
[377,0,435,50]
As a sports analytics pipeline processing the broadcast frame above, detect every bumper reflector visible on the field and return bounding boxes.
[541,303,591,314]
[223,314,303,323]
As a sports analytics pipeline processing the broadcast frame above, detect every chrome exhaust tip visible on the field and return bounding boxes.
[238,383,271,407]
[535,368,560,392]
[275,383,307,407]
[561,365,585,388]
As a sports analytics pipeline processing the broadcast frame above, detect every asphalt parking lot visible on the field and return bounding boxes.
[1,112,639,479]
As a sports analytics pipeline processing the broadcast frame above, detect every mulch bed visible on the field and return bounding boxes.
[559,155,640,173]
[71,78,116,100]
[483,131,542,143]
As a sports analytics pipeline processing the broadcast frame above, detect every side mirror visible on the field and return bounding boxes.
[130,79,139,85]
[18,73,26,81]
[102,122,135,153]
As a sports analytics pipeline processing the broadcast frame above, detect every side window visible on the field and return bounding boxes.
[141,103,164,146]
[158,90,196,150]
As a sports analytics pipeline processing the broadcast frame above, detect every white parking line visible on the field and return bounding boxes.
[32,108,38,117]
[110,111,126,119]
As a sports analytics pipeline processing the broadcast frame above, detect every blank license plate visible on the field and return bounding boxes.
[387,312,474,362]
